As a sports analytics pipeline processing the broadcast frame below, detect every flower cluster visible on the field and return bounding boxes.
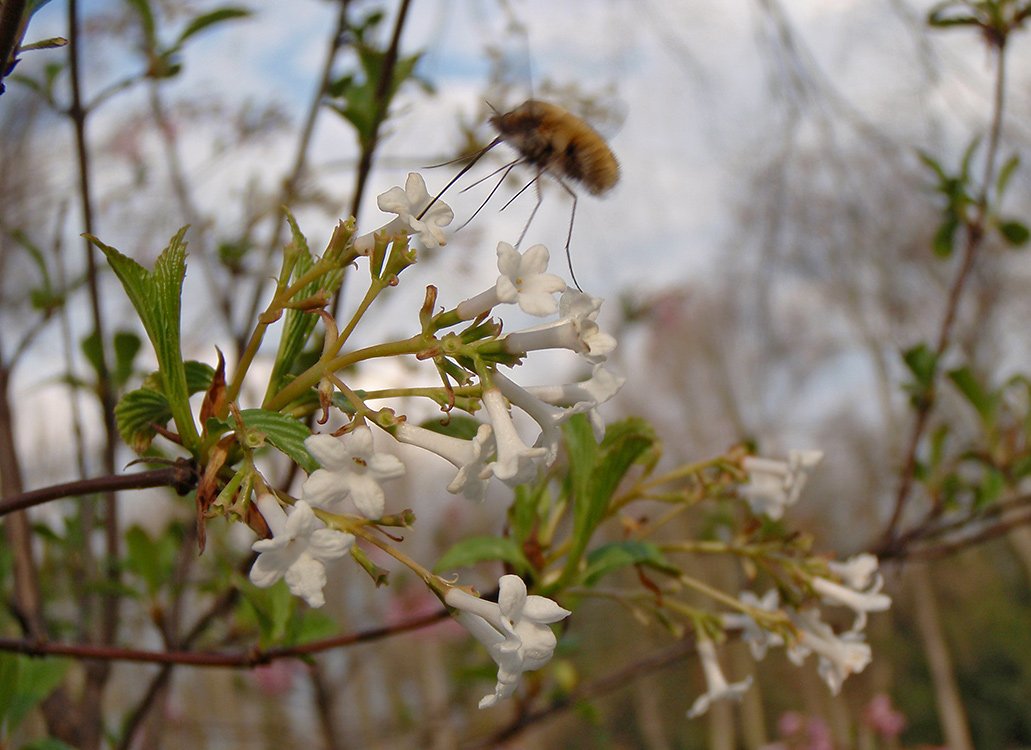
[233,173,892,719]
[700,552,892,717]
[445,575,571,708]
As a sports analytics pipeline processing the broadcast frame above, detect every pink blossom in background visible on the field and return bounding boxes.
[863,693,907,738]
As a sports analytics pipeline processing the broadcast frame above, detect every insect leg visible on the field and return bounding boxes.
[555,176,583,292]
[416,137,502,221]
[454,159,523,232]
[515,172,546,248]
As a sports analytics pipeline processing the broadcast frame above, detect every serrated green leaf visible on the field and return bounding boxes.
[581,541,673,587]
[114,387,170,452]
[87,228,199,449]
[997,219,1030,247]
[238,408,315,472]
[947,366,997,424]
[184,360,217,393]
[434,535,531,574]
[175,7,251,47]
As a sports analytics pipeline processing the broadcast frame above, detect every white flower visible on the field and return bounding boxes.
[481,387,548,486]
[501,290,616,364]
[249,496,354,608]
[739,449,823,519]
[721,590,785,661]
[302,426,406,519]
[787,608,872,695]
[524,363,625,441]
[494,370,586,464]
[812,554,891,631]
[392,421,494,501]
[354,173,454,254]
[456,242,567,320]
[445,574,571,709]
[686,636,754,719]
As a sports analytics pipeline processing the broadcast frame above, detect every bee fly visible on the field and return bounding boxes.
[418,99,620,291]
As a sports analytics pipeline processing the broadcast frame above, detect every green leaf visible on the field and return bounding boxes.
[947,366,997,424]
[558,416,656,588]
[581,541,674,587]
[933,215,958,258]
[263,213,350,402]
[237,408,316,472]
[114,387,170,452]
[175,7,251,47]
[508,482,549,544]
[997,219,1030,247]
[0,655,70,733]
[125,0,157,48]
[995,154,1020,197]
[20,739,77,750]
[87,228,200,449]
[113,330,143,388]
[902,343,938,390]
[0,652,19,728]
[418,415,484,441]
[434,536,531,574]
[236,576,294,647]
[124,524,181,595]
[974,466,1005,507]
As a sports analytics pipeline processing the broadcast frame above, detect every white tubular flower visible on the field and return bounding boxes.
[249,496,354,608]
[354,173,454,254]
[494,370,585,464]
[787,608,872,695]
[456,242,567,320]
[501,290,616,364]
[686,636,754,719]
[739,449,824,520]
[445,574,571,709]
[721,590,785,661]
[812,554,892,632]
[302,426,406,519]
[392,421,494,502]
[525,364,625,441]
[481,387,547,486]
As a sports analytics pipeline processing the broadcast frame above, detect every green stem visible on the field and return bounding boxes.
[265,335,428,412]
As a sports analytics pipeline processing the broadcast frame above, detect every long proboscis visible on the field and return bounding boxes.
[416,136,503,221]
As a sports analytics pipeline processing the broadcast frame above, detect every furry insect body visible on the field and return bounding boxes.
[490,100,619,196]
[419,99,620,290]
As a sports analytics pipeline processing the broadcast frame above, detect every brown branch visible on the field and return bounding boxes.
[880,38,1009,551]
[880,504,1031,562]
[0,606,451,667]
[0,460,198,517]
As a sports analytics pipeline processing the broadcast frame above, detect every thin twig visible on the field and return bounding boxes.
[0,461,198,517]
[880,38,1009,550]
[0,606,451,666]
